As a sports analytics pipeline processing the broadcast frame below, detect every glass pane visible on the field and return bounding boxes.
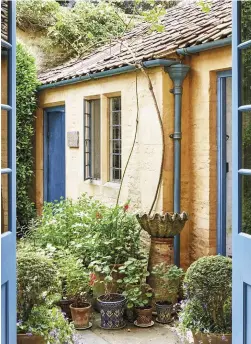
[242,111,251,169]
[242,175,251,235]
[1,47,9,105]
[111,97,121,111]
[1,0,8,42]
[113,127,121,139]
[92,100,100,180]
[112,112,121,125]
[1,110,8,169]
[241,48,251,105]
[241,1,251,42]
[1,174,9,233]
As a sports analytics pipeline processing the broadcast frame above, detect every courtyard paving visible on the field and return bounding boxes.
[74,314,191,344]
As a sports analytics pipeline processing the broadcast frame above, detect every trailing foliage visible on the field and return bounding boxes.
[180,255,232,335]
[17,0,127,65]
[16,43,39,231]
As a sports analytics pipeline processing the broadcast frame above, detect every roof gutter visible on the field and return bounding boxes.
[38,59,179,91]
[176,37,232,56]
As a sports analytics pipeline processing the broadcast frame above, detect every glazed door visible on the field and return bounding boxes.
[232,1,251,342]
[1,1,17,343]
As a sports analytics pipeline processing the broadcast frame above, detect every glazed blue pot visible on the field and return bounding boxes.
[98,293,126,329]
[155,301,173,324]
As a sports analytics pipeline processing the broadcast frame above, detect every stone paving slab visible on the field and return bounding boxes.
[74,314,187,344]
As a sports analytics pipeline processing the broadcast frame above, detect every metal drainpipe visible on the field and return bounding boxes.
[165,64,190,267]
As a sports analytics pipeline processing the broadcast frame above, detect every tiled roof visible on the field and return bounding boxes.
[1,0,8,42]
[39,0,232,86]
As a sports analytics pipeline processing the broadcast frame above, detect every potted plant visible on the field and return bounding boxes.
[17,306,75,344]
[16,245,70,343]
[179,255,232,344]
[89,203,142,301]
[55,253,93,329]
[118,258,154,327]
[152,263,184,324]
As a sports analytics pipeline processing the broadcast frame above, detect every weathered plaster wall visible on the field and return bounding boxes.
[181,46,232,263]
[37,68,165,215]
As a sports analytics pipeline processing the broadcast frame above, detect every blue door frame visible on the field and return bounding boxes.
[43,106,66,202]
[217,70,232,256]
[232,1,251,342]
[1,2,17,343]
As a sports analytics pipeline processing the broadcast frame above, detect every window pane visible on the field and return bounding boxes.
[1,47,9,105]
[92,99,101,179]
[242,175,251,235]
[241,48,251,105]
[1,110,8,169]
[1,174,9,233]
[241,1,251,42]
[1,0,8,42]
[242,112,251,169]
[109,97,121,182]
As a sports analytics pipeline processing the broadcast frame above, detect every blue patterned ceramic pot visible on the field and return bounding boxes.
[155,301,173,324]
[98,293,126,329]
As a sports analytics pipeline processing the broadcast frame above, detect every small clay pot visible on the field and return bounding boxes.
[135,306,153,326]
[17,334,44,344]
[58,299,74,320]
[155,301,173,323]
[193,332,232,344]
[70,302,92,329]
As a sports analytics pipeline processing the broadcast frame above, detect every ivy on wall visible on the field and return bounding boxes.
[16,43,40,232]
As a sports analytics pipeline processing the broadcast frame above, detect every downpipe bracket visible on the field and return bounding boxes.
[169,132,182,139]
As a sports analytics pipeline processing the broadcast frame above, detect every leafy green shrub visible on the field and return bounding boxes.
[117,258,152,309]
[17,244,60,322]
[88,204,142,267]
[16,43,40,231]
[180,255,232,334]
[17,305,75,343]
[55,252,92,306]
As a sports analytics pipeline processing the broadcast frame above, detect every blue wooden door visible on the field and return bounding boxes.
[1,2,16,343]
[44,107,65,202]
[232,1,251,342]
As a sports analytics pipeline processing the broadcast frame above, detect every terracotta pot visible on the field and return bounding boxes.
[98,293,126,329]
[155,301,173,324]
[70,302,92,329]
[17,334,44,344]
[93,264,124,310]
[57,299,74,320]
[193,332,232,344]
[135,306,153,326]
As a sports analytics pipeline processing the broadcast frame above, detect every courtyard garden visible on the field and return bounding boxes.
[17,195,232,344]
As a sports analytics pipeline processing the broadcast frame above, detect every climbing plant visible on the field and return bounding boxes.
[16,43,40,232]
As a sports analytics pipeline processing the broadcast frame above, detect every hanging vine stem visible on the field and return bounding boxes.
[116,71,140,205]
[114,39,166,215]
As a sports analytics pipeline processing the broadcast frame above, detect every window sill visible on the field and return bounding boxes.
[103,181,120,189]
[84,179,102,186]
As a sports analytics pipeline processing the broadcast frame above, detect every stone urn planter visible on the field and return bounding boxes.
[136,212,188,305]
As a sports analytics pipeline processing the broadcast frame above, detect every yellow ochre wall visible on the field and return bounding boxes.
[37,67,165,215]
[37,45,232,268]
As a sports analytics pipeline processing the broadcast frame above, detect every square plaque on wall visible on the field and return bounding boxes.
[67,131,79,148]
